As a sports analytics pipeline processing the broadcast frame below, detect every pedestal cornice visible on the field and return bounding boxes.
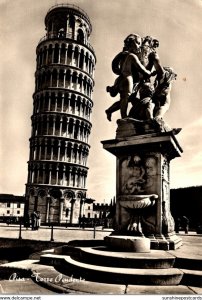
[101,131,183,161]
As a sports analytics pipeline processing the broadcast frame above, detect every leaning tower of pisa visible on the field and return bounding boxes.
[25,4,96,224]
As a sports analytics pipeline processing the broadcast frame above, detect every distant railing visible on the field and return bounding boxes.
[47,3,91,23]
[38,32,95,53]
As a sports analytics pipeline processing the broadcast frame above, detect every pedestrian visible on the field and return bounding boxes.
[181,216,189,234]
[24,212,30,230]
[36,211,41,230]
[82,215,86,229]
[31,211,37,230]
[175,217,180,233]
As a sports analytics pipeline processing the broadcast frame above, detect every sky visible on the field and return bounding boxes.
[0,0,202,203]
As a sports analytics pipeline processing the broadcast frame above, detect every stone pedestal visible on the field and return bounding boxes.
[101,118,183,250]
[105,236,151,252]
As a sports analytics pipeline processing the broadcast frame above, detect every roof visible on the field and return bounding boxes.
[0,194,25,203]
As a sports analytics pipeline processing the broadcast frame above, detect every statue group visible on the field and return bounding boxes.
[102,34,183,250]
[105,34,177,132]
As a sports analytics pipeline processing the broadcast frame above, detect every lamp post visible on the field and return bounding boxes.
[93,217,96,239]
[19,217,22,240]
[50,224,54,241]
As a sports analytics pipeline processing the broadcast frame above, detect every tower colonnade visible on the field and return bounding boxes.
[36,41,95,77]
[31,114,91,142]
[27,162,88,188]
[35,66,94,98]
[29,137,90,166]
[33,90,93,120]
[25,4,96,224]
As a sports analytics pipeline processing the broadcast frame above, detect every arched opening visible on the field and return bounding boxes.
[60,43,66,64]
[52,69,57,87]
[58,69,64,88]
[79,49,84,69]
[44,165,49,184]
[72,71,77,90]
[53,44,59,63]
[77,29,85,44]
[68,15,75,39]
[78,74,83,93]
[73,47,79,66]
[57,92,62,112]
[46,71,51,89]
[65,69,71,89]
[41,71,46,89]
[47,45,53,64]
[70,93,76,113]
[43,47,47,65]
[67,44,73,65]
[85,52,89,72]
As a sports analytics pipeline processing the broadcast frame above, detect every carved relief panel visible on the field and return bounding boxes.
[119,153,159,196]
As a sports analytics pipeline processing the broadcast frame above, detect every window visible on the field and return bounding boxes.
[94,214,97,219]
[7,210,10,214]
[7,203,11,208]
[88,206,91,210]
[17,210,20,214]
[77,29,84,43]
[87,212,90,218]
[17,203,21,208]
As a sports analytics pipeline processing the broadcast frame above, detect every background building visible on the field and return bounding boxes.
[170,186,202,230]
[25,4,96,225]
[0,194,25,223]
[81,198,116,227]
[1,187,201,230]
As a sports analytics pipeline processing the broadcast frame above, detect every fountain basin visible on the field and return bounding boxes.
[119,194,158,209]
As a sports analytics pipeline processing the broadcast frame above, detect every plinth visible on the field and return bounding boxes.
[105,235,151,252]
[102,118,183,250]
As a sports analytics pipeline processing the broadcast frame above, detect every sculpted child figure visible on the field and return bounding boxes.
[105,34,155,120]
[106,34,177,126]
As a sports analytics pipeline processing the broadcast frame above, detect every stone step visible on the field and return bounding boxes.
[174,257,202,271]
[40,254,183,285]
[77,246,175,269]
[0,279,56,294]
[0,259,36,280]
[180,269,202,287]
[0,258,201,293]
[126,285,196,294]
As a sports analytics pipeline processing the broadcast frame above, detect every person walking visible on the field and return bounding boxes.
[181,216,189,234]
[36,211,41,230]
[24,213,30,230]
[175,217,181,233]
[31,211,37,230]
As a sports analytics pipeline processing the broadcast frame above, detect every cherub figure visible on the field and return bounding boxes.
[106,34,155,120]
[130,36,177,125]
[106,34,177,129]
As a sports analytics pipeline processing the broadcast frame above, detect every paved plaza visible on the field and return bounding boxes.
[0,224,111,294]
[0,224,201,295]
[0,223,112,243]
